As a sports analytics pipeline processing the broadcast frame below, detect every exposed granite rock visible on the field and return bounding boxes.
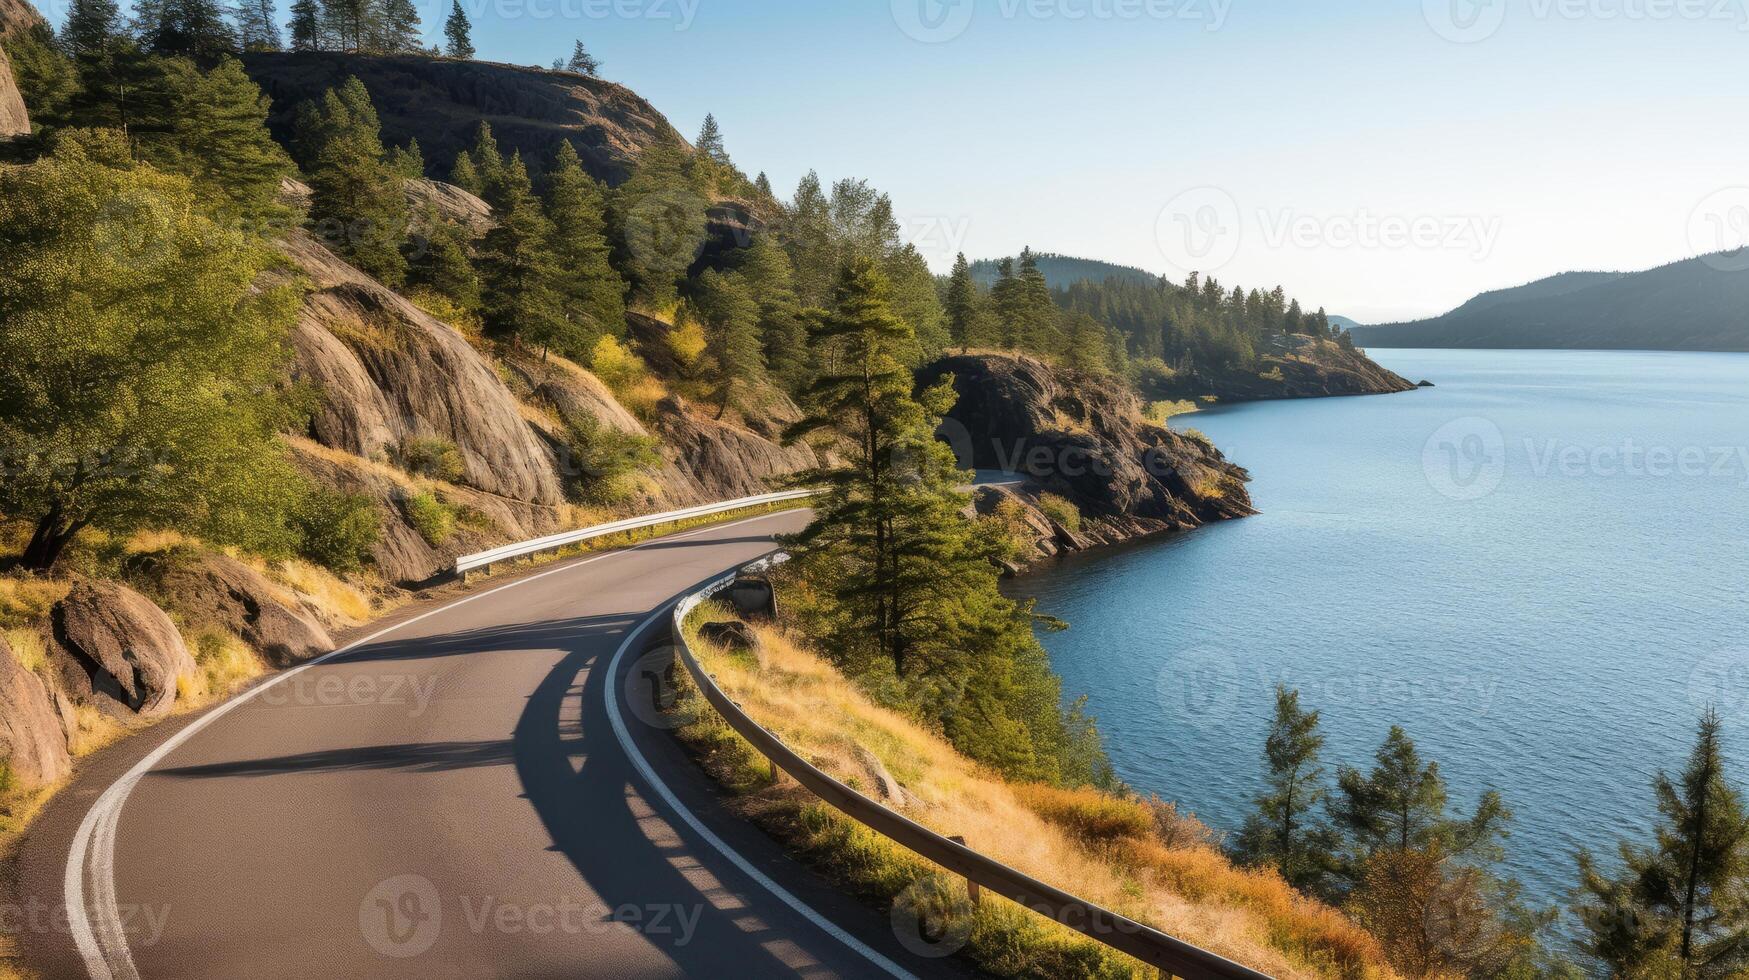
[49,581,196,719]
[0,0,42,139]
[654,403,818,503]
[921,353,1254,567]
[1144,335,1416,404]
[242,52,684,186]
[128,552,334,668]
[406,177,492,236]
[281,230,564,506]
[0,632,70,789]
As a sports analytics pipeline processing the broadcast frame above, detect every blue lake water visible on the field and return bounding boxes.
[1016,349,1749,916]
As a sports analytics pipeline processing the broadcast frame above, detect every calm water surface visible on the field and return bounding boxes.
[1017,349,1749,914]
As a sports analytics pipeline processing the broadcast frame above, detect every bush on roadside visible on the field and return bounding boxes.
[294,489,380,574]
[402,492,457,546]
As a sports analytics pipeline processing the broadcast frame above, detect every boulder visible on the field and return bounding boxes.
[49,581,196,718]
[281,230,564,506]
[0,42,27,139]
[0,633,70,789]
[131,552,334,668]
[698,621,759,653]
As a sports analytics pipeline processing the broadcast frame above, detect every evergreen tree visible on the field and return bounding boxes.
[447,150,480,194]
[233,0,281,50]
[694,269,764,413]
[737,233,809,393]
[1575,709,1749,976]
[61,0,122,60]
[375,0,421,52]
[782,170,835,307]
[151,57,295,225]
[294,77,409,285]
[289,0,321,50]
[0,138,303,570]
[478,154,568,352]
[1015,247,1061,353]
[564,39,598,75]
[148,0,237,61]
[695,113,729,166]
[1232,687,1340,895]
[442,0,473,58]
[387,137,423,179]
[61,0,145,135]
[318,0,368,52]
[991,257,1022,348]
[407,205,480,312]
[466,121,507,206]
[543,140,627,350]
[1332,726,1510,866]
[4,26,81,135]
[608,140,707,307]
[1061,312,1110,374]
[753,171,773,198]
[944,252,981,349]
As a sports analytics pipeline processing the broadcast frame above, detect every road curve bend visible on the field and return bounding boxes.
[14,511,962,980]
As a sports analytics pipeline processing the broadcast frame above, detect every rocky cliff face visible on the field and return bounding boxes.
[0,0,43,139]
[1145,335,1416,404]
[242,52,684,185]
[920,353,1254,568]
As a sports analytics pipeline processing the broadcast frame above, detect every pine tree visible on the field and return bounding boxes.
[152,57,295,225]
[738,233,809,393]
[944,252,981,349]
[1332,726,1509,863]
[387,137,423,179]
[318,0,368,52]
[443,0,473,58]
[782,170,835,308]
[753,171,773,198]
[295,77,409,285]
[1061,312,1110,374]
[1575,709,1749,976]
[478,154,567,352]
[1016,247,1061,353]
[447,150,480,194]
[148,0,237,61]
[607,140,707,307]
[543,140,627,352]
[991,257,1022,348]
[564,39,598,75]
[289,0,320,50]
[694,269,764,414]
[1232,687,1340,895]
[407,205,480,312]
[233,0,281,50]
[466,121,507,207]
[61,0,122,60]
[376,0,420,53]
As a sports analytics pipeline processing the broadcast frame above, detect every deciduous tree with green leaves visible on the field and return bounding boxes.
[0,139,302,570]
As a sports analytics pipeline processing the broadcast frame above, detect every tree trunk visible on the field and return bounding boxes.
[21,508,83,572]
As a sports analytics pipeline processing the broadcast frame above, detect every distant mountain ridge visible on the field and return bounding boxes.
[968,253,1159,290]
[1349,255,1749,351]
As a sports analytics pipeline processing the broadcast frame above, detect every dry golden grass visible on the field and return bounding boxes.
[262,557,381,629]
[680,619,1398,980]
[2,628,46,677]
[0,579,69,630]
[179,632,268,704]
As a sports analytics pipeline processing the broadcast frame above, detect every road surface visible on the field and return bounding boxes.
[15,510,968,980]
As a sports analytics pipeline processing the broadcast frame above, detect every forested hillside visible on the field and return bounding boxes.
[1351,257,1749,351]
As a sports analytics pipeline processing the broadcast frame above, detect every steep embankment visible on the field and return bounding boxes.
[921,353,1255,568]
[0,0,43,138]
[241,51,682,184]
[1350,257,1749,351]
[1145,335,1418,403]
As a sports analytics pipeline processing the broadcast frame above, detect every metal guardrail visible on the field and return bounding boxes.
[671,559,1274,980]
[451,489,819,578]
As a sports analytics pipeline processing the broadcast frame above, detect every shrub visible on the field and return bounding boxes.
[1014,784,1152,847]
[1145,399,1198,425]
[0,756,14,796]
[1259,365,1286,382]
[561,413,662,506]
[402,492,456,546]
[1036,493,1081,534]
[397,437,465,483]
[588,335,665,418]
[295,490,380,574]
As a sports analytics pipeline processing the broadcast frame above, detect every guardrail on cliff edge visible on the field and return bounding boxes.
[671,556,1273,980]
[451,489,819,579]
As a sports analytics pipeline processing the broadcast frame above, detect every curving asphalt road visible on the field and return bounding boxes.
[14,510,974,980]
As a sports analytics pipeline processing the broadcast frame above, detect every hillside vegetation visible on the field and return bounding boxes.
[1351,257,1749,351]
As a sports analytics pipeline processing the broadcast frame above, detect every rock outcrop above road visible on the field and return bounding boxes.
[1144,335,1416,403]
[129,552,334,668]
[242,51,685,185]
[48,581,197,719]
[920,353,1255,567]
[0,0,45,139]
[0,633,70,789]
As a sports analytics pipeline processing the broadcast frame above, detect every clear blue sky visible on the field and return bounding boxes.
[62,0,1749,321]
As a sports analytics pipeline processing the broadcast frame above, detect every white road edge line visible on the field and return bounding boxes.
[603,594,916,980]
[63,509,814,980]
